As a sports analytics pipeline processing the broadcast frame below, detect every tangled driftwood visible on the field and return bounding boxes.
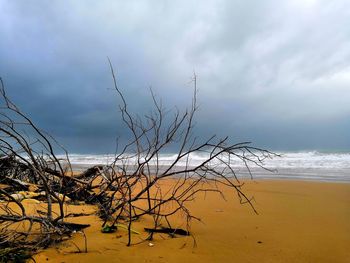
[0,71,276,260]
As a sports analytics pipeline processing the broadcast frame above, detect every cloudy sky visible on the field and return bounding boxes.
[1,0,349,153]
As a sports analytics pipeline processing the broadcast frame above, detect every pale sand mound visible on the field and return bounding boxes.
[33,180,350,263]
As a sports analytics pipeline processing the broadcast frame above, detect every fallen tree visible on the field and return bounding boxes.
[0,67,276,259]
[93,62,277,246]
[0,78,93,261]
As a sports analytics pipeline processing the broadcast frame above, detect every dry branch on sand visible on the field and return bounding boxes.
[0,69,276,260]
[91,62,277,246]
[0,78,92,262]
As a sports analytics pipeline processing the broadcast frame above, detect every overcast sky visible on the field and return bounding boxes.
[1,0,349,153]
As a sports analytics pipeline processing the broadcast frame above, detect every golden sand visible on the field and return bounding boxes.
[32,180,350,263]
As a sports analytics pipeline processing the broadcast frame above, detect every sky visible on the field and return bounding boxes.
[0,0,349,153]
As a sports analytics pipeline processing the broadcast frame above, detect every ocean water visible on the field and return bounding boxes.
[60,151,350,182]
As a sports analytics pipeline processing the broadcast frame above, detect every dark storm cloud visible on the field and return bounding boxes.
[0,0,349,153]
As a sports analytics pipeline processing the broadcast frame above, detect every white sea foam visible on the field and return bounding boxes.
[62,151,350,168]
[59,151,350,182]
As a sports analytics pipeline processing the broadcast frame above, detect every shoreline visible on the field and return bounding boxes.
[60,151,350,184]
[33,178,350,262]
[67,163,350,183]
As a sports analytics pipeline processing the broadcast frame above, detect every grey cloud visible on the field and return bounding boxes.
[0,0,349,153]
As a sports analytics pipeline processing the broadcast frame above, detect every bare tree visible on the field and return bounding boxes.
[0,78,90,260]
[0,63,276,259]
[94,62,277,246]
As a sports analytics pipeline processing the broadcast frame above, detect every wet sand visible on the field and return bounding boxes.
[33,180,350,263]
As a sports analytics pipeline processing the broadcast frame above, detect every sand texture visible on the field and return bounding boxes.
[33,180,350,263]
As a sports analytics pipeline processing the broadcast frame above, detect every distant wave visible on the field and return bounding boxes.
[57,151,350,182]
[60,151,350,169]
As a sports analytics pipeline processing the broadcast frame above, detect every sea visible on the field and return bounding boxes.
[60,151,350,182]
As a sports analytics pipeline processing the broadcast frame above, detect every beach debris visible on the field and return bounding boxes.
[0,247,33,263]
[56,222,90,232]
[74,165,105,180]
[9,193,25,201]
[101,224,140,235]
[6,191,71,203]
[65,212,94,218]
[144,227,190,236]
[0,68,277,256]
[101,225,117,233]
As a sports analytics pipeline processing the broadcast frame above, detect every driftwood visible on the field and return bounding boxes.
[0,77,90,258]
[93,62,277,247]
[74,165,104,180]
[56,222,90,231]
[0,66,277,258]
[144,227,190,236]
[65,212,94,218]
[0,178,29,191]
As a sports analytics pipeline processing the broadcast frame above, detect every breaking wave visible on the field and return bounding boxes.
[58,151,350,182]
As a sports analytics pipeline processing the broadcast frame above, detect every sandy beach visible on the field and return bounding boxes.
[2,1,350,262]
[32,179,350,263]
